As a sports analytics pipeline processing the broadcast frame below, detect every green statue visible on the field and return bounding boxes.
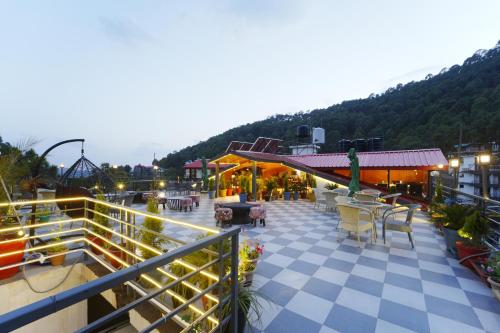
[348,148,360,196]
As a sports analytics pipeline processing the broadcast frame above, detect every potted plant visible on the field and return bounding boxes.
[239,176,248,203]
[140,197,165,259]
[324,183,339,191]
[456,210,490,269]
[441,204,473,257]
[290,182,300,200]
[0,206,28,280]
[263,177,277,202]
[47,226,67,266]
[104,242,126,269]
[223,284,265,333]
[208,178,215,199]
[219,178,227,197]
[485,252,500,300]
[87,193,111,255]
[38,207,51,223]
[283,175,291,201]
[239,239,263,285]
[226,180,233,196]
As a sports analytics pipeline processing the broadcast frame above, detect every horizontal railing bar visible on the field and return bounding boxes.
[0,228,85,245]
[179,304,220,333]
[76,253,228,333]
[0,226,240,332]
[0,218,82,233]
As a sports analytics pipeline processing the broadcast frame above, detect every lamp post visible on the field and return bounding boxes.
[59,163,64,177]
[153,165,159,191]
[477,153,491,199]
[449,158,460,190]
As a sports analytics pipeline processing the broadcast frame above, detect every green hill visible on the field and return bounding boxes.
[160,41,500,177]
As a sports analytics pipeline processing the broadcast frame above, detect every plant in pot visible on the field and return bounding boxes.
[222,283,265,333]
[239,239,263,286]
[263,177,277,202]
[226,179,233,196]
[283,175,291,201]
[37,207,51,223]
[0,206,28,280]
[87,193,111,255]
[208,178,215,199]
[485,251,500,300]
[290,182,300,200]
[47,225,67,266]
[103,241,126,269]
[324,183,339,191]
[441,204,473,257]
[238,176,248,203]
[219,178,227,197]
[140,197,165,260]
[456,210,490,269]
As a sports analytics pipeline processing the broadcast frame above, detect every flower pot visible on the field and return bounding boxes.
[87,233,111,255]
[104,245,126,268]
[293,192,299,200]
[239,193,247,203]
[226,188,233,196]
[237,188,241,194]
[208,191,215,199]
[442,227,465,257]
[48,252,66,266]
[241,270,255,285]
[487,277,500,301]
[470,258,491,286]
[263,192,271,202]
[219,189,227,197]
[455,241,489,270]
[284,192,291,201]
[0,237,27,280]
[39,215,50,223]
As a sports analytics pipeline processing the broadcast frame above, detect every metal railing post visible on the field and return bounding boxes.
[230,233,239,333]
[217,238,224,333]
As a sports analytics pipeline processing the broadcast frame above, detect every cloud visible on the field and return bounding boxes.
[99,17,153,44]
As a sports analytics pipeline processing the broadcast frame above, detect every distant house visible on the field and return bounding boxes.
[132,164,164,179]
[183,159,232,180]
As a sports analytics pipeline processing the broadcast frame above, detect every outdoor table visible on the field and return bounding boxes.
[166,196,186,210]
[350,200,393,238]
[187,194,201,207]
[220,202,254,225]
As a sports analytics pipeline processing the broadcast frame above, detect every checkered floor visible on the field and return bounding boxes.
[133,195,500,333]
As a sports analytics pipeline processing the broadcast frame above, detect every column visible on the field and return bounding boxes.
[215,162,220,198]
[252,161,257,201]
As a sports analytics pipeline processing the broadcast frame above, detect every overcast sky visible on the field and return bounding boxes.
[1,1,500,167]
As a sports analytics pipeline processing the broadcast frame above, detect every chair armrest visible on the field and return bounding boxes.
[382,206,408,222]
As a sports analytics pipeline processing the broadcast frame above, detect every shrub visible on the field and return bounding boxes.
[459,210,490,248]
[208,178,215,191]
[442,204,474,230]
[93,193,110,236]
[140,197,165,259]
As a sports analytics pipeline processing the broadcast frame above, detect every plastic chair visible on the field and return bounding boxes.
[382,204,420,248]
[324,192,338,211]
[380,193,401,207]
[313,188,326,209]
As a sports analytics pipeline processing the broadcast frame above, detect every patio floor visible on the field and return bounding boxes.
[135,195,500,333]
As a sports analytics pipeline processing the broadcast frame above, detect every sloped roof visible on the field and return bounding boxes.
[184,160,232,169]
[287,149,448,169]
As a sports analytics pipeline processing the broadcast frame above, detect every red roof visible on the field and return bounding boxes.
[288,149,448,168]
[184,160,232,169]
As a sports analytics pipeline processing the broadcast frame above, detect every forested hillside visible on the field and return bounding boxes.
[160,41,500,176]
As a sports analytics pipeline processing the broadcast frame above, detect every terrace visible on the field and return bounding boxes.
[139,192,500,333]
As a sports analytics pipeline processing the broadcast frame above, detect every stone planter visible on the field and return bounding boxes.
[487,277,500,301]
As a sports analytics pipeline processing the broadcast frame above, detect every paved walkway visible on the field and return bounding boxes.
[135,195,500,333]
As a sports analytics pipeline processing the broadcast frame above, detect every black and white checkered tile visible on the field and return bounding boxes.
[133,195,500,333]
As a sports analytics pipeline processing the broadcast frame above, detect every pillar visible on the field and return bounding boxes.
[215,162,220,198]
[252,161,257,201]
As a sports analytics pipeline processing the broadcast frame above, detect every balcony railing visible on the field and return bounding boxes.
[0,197,240,332]
[440,186,500,250]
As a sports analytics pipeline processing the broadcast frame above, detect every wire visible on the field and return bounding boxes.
[21,251,84,294]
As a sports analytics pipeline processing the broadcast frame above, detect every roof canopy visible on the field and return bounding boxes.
[184,159,233,169]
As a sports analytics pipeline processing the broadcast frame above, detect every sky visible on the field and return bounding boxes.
[1,1,500,167]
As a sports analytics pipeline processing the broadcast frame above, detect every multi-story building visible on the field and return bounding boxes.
[450,142,499,200]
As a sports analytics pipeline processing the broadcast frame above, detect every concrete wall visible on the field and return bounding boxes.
[0,264,88,333]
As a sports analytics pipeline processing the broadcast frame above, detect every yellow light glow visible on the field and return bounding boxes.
[59,163,64,168]
[117,183,124,190]
[153,165,159,170]
[112,164,118,169]
[437,164,444,169]
[478,154,491,165]
[159,181,165,188]
[449,159,459,168]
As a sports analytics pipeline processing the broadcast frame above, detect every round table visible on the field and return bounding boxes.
[220,202,254,225]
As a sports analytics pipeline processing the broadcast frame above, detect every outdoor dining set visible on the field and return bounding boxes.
[314,188,420,248]
[142,191,201,212]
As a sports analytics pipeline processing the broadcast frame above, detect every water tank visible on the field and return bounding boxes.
[297,125,310,138]
[367,137,383,151]
[312,128,325,144]
[352,139,366,152]
[338,139,352,153]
